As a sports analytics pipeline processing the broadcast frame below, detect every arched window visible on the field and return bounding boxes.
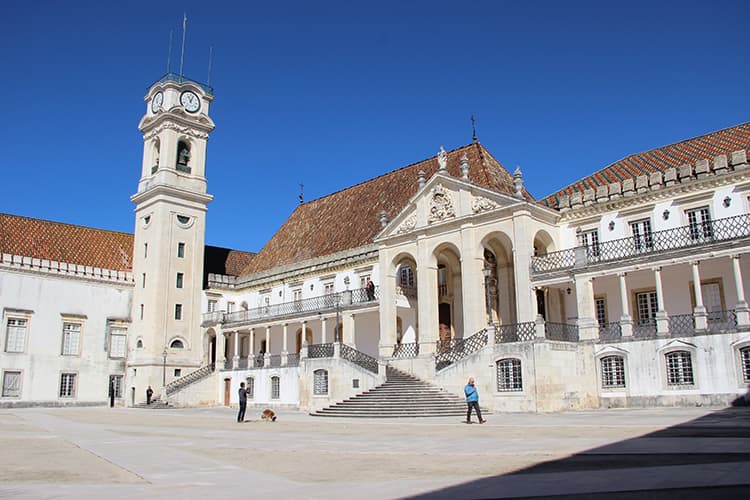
[665,351,694,386]
[151,139,161,174]
[600,355,626,388]
[313,369,328,395]
[245,377,254,399]
[496,358,522,392]
[170,339,184,349]
[270,376,280,399]
[136,339,144,349]
[176,140,191,172]
[741,347,750,383]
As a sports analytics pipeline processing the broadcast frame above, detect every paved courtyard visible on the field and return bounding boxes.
[0,404,748,499]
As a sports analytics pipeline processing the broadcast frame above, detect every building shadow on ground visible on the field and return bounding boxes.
[405,395,750,500]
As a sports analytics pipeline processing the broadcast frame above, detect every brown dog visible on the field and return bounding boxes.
[261,409,277,422]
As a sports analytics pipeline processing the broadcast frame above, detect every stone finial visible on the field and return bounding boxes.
[437,146,448,173]
[460,153,469,180]
[713,154,728,174]
[513,166,524,198]
[664,168,677,186]
[622,178,635,197]
[418,170,426,188]
[694,159,710,179]
[379,211,389,228]
[730,150,748,170]
[678,164,693,181]
[636,175,649,193]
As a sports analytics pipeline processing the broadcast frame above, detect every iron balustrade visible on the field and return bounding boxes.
[340,344,379,374]
[308,343,334,358]
[237,358,249,369]
[495,322,536,343]
[218,286,379,326]
[286,353,300,367]
[633,319,657,338]
[545,322,579,342]
[531,213,750,274]
[391,342,419,358]
[708,310,738,332]
[668,314,695,335]
[201,311,225,325]
[253,353,265,368]
[598,322,623,340]
[435,329,489,369]
[165,364,214,396]
[268,354,282,367]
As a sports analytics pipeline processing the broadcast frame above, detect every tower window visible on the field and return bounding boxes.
[176,273,184,289]
[176,141,191,173]
[175,304,183,320]
[142,273,146,288]
[144,243,148,258]
[170,339,184,349]
[140,304,144,320]
[177,242,185,258]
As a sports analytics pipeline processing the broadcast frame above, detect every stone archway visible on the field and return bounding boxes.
[433,243,463,341]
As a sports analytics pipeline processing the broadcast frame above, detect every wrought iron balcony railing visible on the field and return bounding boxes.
[436,329,489,370]
[340,344,379,374]
[598,322,622,340]
[495,322,536,343]
[308,343,334,358]
[545,322,580,342]
[391,342,420,358]
[204,286,380,326]
[532,213,750,274]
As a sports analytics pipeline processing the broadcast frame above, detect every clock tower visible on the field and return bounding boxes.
[128,74,215,403]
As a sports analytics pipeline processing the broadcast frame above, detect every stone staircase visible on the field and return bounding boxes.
[133,397,174,409]
[311,367,480,418]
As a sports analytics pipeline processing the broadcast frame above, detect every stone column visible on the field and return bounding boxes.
[232,330,240,368]
[691,261,708,331]
[249,328,255,355]
[282,323,289,366]
[342,312,356,347]
[378,260,398,357]
[215,324,226,368]
[574,276,598,340]
[321,317,328,344]
[245,332,252,367]
[731,255,750,326]
[416,235,438,354]
[512,210,536,323]
[264,326,271,364]
[460,224,485,335]
[654,267,669,335]
[618,273,633,337]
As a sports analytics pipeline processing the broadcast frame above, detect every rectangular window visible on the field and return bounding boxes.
[496,359,523,392]
[635,291,658,324]
[595,297,607,327]
[174,368,182,377]
[5,318,27,353]
[2,371,21,397]
[666,351,694,386]
[630,219,653,252]
[686,206,712,242]
[359,274,371,290]
[109,375,123,399]
[399,266,415,288]
[600,356,626,388]
[324,282,335,306]
[60,373,77,398]
[207,300,217,313]
[176,272,184,289]
[324,282,335,295]
[226,302,235,313]
[177,242,185,258]
[62,322,81,356]
[175,304,183,320]
[271,376,280,399]
[142,273,146,288]
[580,229,600,257]
[293,289,302,310]
[246,377,254,398]
[109,327,127,358]
[140,304,144,320]
[144,243,148,258]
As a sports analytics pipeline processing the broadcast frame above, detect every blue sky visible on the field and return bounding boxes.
[2,0,748,253]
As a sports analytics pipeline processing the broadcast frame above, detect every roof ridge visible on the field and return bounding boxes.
[0,212,133,238]
[298,142,478,206]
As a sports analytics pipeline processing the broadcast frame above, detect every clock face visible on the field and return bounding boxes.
[151,92,163,113]
[180,91,200,113]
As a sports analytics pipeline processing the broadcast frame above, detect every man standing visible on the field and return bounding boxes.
[146,385,153,405]
[464,377,486,424]
[237,382,248,423]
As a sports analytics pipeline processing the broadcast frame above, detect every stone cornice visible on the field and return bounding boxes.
[1,253,134,285]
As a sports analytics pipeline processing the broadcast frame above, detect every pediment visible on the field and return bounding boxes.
[595,345,630,357]
[377,173,522,240]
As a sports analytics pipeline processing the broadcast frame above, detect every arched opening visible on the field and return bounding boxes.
[481,232,516,325]
[169,338,184,349]
[533,230,562,322]
[176,140,191,173]
[151,138,160,174]
[434,243,463,343]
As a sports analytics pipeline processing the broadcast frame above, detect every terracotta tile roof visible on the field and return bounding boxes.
[541,122,750,209]
[241,142,533,275]
[0,212,255,278]
[0,213,134,270]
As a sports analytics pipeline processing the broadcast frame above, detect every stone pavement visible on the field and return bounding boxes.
[0,405,748,499]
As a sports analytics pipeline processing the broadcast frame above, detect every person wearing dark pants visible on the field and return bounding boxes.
[146,385,153,405]
[237,382,248,423]
[464,377,486,424]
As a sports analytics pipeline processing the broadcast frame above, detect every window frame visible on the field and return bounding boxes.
[2,370,22,398]
[496,358,523,392]
[270,376,280,400]
[629,218,654,252]
[246,377,255,399]
[313,369,329,395]
[175,304,183,320]
[109,374,123,399]
[177,242,185,258]
[4,312,31,354]
[59,372,78,398]
[600,355,626,389]
[176,272,184,289]
[61,320,83,356]
[108,326,127,359]
[664,350,695,387]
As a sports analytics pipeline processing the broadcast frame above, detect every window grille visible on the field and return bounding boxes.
[741,347,750,383]
[60,373,77,397]
[2,371,21,397]
[595,297,607,327]
[109,375,123,398]
[496,358,523,392]
[246,377,254,398]
[666,351,694,386]
[600,356,626,388]
[5,318,27,353]
[62,323,81,356]
[271,376,280,399]
[109,328,127,358]
[313,369,328,395]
